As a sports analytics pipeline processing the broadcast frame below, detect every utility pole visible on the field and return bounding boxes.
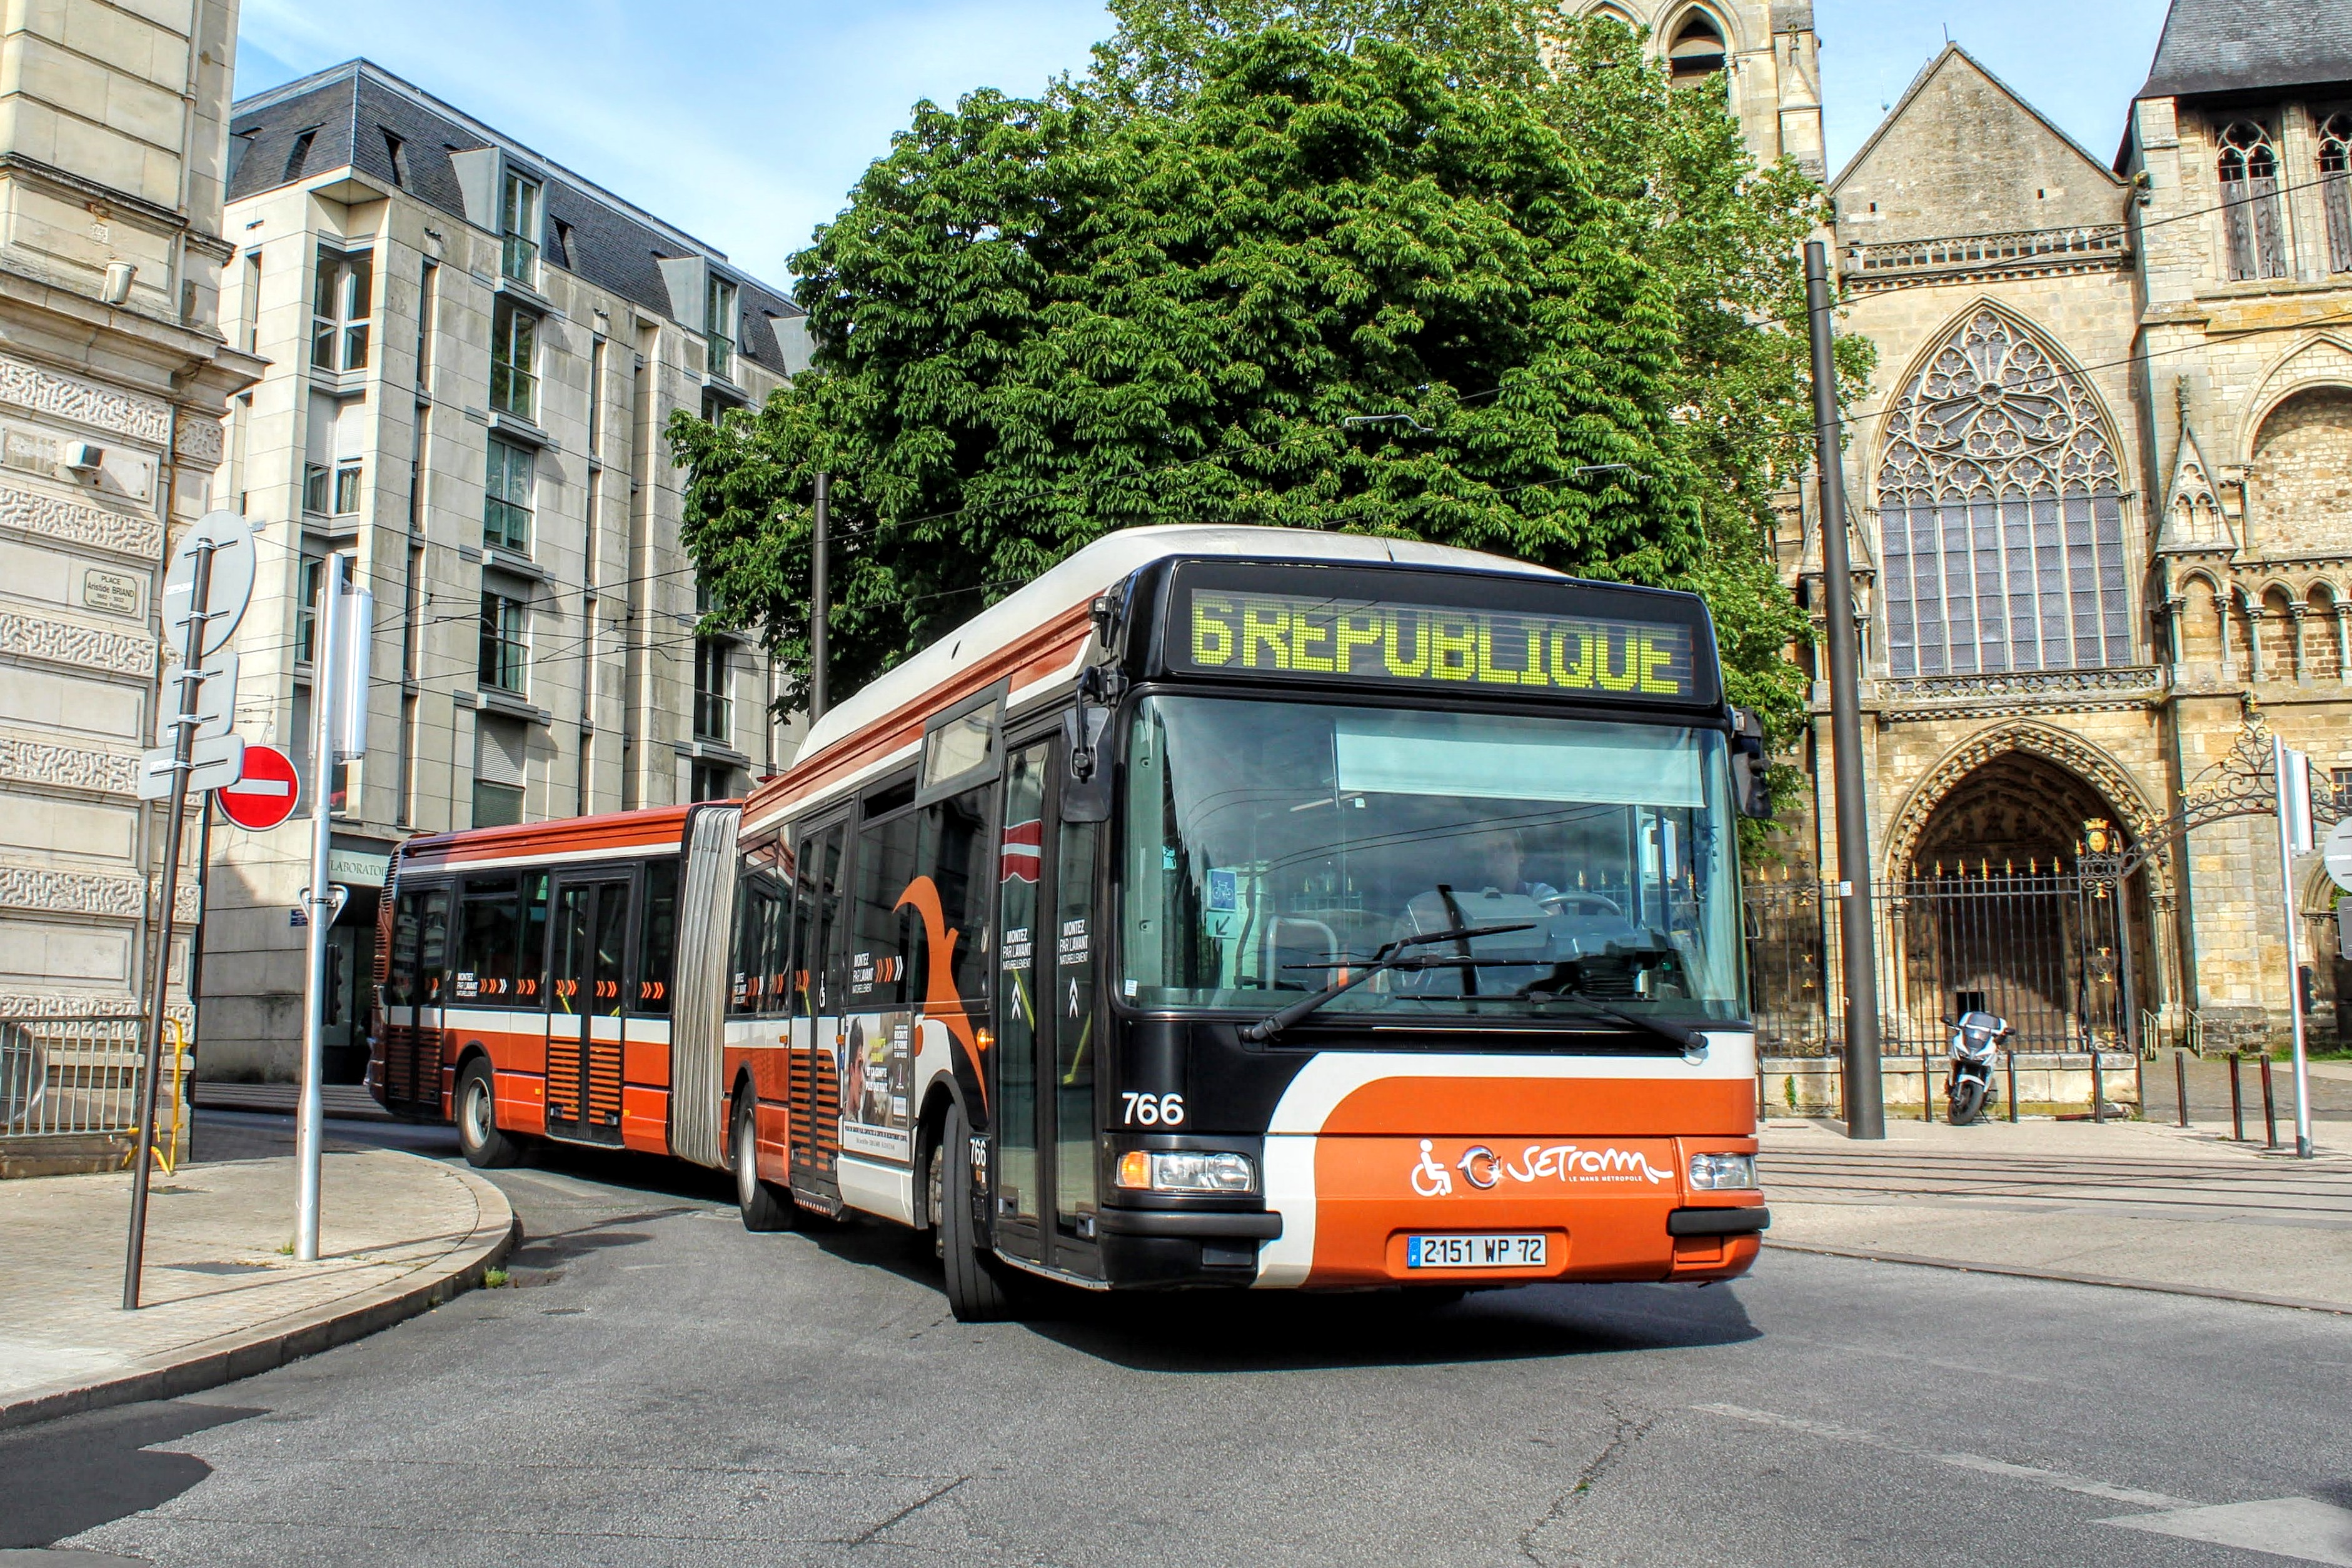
[294,552,346,1263]
[1804,240,1885,1140]
[810,470,830,722]
[2274,734,2316,1158]
[124,543,212,1309]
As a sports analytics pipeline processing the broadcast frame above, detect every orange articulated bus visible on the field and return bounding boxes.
[376,525,1774,1319]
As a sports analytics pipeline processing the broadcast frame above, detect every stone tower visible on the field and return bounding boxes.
[1575,1,1827,176]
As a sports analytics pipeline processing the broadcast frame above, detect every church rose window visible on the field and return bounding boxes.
[1876,309,2130,678]
[2319,113,2352,274]
[2219,120,2288,281]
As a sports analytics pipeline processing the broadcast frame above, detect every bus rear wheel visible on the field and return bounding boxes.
[940,1099,1025,1322]
[455,1058,521,1169]
[734,1092,796,1232]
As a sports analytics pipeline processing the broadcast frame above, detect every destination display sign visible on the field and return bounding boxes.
[1173,585,1698,700]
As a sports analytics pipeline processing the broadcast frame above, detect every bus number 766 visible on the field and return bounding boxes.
[1119,1092,1185,1126]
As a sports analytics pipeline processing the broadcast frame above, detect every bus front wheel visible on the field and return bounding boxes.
[733,1092,796,1232]
[455,1058,521,1169]
[940,1100,1025,1322]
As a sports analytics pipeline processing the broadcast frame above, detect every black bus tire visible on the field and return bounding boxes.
[734,1091,797,1232]
[941,1099,1023,1322]
[455,1058,521,1169]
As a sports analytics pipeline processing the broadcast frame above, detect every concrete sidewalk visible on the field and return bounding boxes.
[0,1146,513,1429]
[1762,1115,2352,1313]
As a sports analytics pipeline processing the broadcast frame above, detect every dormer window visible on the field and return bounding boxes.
[706,274,737,382]
[1667,12,1727,80]
[500,169,540,283]
[2218,121,2286,281]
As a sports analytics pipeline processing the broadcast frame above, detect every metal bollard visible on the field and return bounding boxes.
[2007,1047,2020,1123]
[1921,1042,1936,1123]
[2262,1053,2279,1151]
[2231,1052,2246,1142]
[2092,1050,2106,1123]
[2175,1048,2189,1128]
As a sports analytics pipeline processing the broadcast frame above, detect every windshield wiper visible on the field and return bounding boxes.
[1243,923,1535,1042]
[1511,985,1711,1056]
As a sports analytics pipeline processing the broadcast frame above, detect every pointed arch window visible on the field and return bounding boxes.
[1667,11,1727,79]
[2319,113,2352,273]
[1876,309,2131,677]
[2219,121,2287,281]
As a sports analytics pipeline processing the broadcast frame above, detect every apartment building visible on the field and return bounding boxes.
[0,0,259,1056]
[203,60,806,1082]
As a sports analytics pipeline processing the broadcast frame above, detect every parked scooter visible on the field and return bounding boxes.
[1944,1010,2011,1125]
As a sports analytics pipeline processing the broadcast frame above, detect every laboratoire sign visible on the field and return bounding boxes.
[1176,588,1696,699]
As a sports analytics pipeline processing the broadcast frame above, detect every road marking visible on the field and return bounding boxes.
[2105,1499,2352,1565]
[1692,1404,2197,1510]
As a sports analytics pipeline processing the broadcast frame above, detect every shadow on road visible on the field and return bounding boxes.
[0,1399,264,1547]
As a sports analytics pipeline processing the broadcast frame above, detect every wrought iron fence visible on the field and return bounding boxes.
[1746,868,2134,1056]
[0,1017,149,1138]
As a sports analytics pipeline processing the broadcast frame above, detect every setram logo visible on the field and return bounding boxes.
[1412,1139,1672,1195]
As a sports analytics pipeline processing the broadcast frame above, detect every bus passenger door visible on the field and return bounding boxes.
[548,873,630,1145]
[790,818,848,1210]
[991,738,1102,1275]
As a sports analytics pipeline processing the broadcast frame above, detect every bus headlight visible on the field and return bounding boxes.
[1688,1152,1757,1190]
[1115,1150,1258,1194]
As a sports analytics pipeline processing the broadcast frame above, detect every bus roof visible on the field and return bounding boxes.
[743,525,1563,833]
[397,803,703,875]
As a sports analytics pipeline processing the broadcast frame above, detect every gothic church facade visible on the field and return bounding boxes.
[1597,0,2352,1044]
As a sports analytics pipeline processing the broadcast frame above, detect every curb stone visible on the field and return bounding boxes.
[0,1157,516,1432]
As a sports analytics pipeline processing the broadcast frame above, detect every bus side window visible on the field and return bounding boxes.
[518,872,549,1007]
[454,874,521,1005]
[418,888,451,1007]
[728,860,762,1016]
[760,870,792,1017]
[852,808,923,1007]
[917,783,995,1002]
[790,828,837,1016]
[387,890,424,1008]
[636,858,678,1015]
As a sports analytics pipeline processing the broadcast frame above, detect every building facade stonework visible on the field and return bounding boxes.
[0,0,262,1028]
[1591,1,2352,1045]
[201,61,805,1082]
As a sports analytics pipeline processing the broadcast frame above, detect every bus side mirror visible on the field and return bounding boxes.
[1731,708,1774,820]
[1061,706,1112,823]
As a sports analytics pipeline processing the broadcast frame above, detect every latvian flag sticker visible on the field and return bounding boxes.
[1000,818,1042,883]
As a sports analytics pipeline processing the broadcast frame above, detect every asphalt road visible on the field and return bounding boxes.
[3,1109,2349,1567]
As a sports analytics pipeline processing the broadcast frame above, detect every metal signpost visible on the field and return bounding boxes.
[295,553,371,1262]
[2277,736,2317,1158]
[1803,240,1885,1139]
[126,510,253,1309]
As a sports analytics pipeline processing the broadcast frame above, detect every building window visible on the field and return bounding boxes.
[480,591,527,694]
[238,252,261,355]
[500,170,540,283]
[1876,308,2131,677]
[303,460,361,517]
[484,437,533,552]
[1667,11,1727,80]
[2219,120,2288,281]
[490,298,537,421]
[333,461,363,515]
[473,780,525,828]
[304,463,329,515]
[2334,767,2352,812]
[296,555,325,665]
[416,259,438,386]
[311,249,372,371]
[2321,113,2352,274]
[706,274,737,381]
[382,129,408,188]
[588,337,606,456]
[693,638,730,742]
[691,760,733,802]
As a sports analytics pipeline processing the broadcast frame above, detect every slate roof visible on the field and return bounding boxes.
[2138,0,2352,99]
[227,60,802,378]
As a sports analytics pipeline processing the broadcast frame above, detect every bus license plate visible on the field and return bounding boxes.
[1406,1234,1547,1270]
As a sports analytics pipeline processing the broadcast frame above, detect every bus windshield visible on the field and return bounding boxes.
[1120,695,1744,1025]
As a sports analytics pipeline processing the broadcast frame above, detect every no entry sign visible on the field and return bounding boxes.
[217,743,298,830]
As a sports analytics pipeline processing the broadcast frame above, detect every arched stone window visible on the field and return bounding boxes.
[1667,11,1727,79]
[2319,113,2352,273]
[2219,120,2287,281]
[1876,309,2131,676]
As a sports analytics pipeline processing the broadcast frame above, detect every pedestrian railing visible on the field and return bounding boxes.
[0,1016,151,1138]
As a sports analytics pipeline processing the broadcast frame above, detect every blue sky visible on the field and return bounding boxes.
[234,0,2177,290]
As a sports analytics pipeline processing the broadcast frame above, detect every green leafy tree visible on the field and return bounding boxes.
[671,7,1867,762]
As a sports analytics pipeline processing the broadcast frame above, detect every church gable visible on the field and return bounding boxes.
[1832,46,2125,245]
